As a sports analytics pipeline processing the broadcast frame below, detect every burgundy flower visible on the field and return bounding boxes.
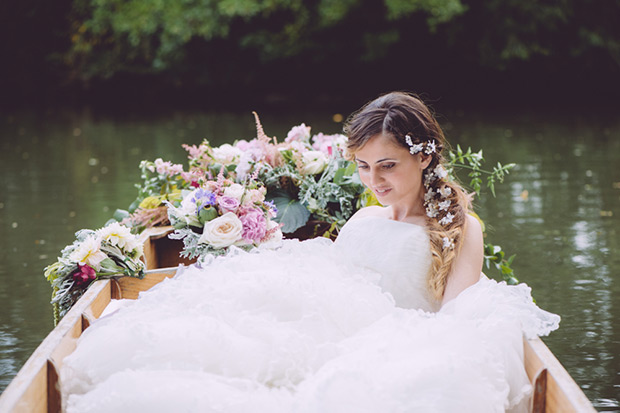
[73,264,97,287]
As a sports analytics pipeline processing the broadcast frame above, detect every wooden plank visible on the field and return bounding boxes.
[116,268,178,299]
[0,280,112,413]
[524,337,596,412]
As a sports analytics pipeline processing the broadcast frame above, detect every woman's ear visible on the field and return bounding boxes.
[420,154,432,170]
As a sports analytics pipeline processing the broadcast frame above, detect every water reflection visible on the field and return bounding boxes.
[1,109,619,409]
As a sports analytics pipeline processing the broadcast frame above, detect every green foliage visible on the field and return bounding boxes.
[447,144,515,196]
[265,189,311,233]
[484,244,518,285]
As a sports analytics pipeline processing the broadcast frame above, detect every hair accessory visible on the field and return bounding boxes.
[439,212,455,226]
[438,186,452,198]
[442,237,455,250]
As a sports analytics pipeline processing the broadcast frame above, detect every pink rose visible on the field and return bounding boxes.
[218,196,240,213]
[73,264,96,287]
[239,207,267,243]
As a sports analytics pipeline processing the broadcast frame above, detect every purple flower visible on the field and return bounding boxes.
[239,207,267,243]
[264,200,278,217]
[193,189,216,212]
[73,264,96,287]
[218,196,240,214]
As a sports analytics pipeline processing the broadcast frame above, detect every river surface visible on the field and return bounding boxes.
[1,107,619,410]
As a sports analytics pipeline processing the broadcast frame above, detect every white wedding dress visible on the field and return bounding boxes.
[61,216,560,413]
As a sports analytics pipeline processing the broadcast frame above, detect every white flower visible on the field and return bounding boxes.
[177,190,201,227]
[434,164,448,180]
[439,212,455,226]
[223,183,246,202]
[424,172,435,188]
[300,150,328,175]
[425,140,437,154]
[69,236,107,271]
[410,143,424,154]
[212,144,243,164]
[405,134,413,146]
[242,189,265,206]
[426,203,439,218]
[442,237,455,250]
[438,186,452,198]
[424,188,435,203]
[198,212,243,249]
[96,222,134,250]
[438,200,451,211]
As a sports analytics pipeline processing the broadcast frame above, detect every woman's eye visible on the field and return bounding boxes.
[382,163,395,169]
[357,164,369,170]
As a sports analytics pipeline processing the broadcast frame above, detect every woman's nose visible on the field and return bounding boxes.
[369,168,383,185]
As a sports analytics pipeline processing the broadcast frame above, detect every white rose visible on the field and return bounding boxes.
[300,150,327,175]
[223,183,245,201]
[212,144,242,164]
[198,212,243,248]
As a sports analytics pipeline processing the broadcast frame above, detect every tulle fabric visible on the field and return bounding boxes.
[61,217,560,413]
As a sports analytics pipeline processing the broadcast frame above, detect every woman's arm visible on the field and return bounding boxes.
[441,214,484,306]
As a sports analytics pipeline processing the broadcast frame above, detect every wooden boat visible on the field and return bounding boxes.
[0,227,596,412]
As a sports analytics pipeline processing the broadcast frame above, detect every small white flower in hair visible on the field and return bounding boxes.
[425,141,437,154]
[438,186,452,198]
[439,212,455,226]
[442,237,455,250]
[424,188,435,202]
[424,172,435,188]
[438,200,451,211]
[426,203,439,218]
[410,143,424,154]
[405,134,413,146]
[434,164,448,180]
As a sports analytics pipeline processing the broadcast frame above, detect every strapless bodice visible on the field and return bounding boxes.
[334,216,440,312]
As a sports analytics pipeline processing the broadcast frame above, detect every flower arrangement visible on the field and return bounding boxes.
[44,222,146,323]
[166,172,282,261]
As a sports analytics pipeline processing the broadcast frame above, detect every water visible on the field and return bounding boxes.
[1,108,619,410]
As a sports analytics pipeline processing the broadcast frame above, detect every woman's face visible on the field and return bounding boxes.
[354,133,431,208]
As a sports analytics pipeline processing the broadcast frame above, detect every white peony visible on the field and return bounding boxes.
[198,212,243,248]
[212,144,243,164]
[300,150,328,175]
[69,236,107,271]
[223,183,246,202]
[177,190,201,227]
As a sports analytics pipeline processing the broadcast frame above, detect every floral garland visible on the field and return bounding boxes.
[44,223,145,324]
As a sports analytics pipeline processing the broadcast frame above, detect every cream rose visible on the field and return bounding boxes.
[198,212,243,248]
[300,150,328,175]
[223,183,245,202]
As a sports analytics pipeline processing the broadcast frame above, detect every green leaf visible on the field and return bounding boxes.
[266,189,310,233]
[112,209,130,222]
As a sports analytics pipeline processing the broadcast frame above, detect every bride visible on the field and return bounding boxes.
[60,92,560,412]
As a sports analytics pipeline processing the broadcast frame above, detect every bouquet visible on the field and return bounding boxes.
[44,222,146,323]
[166,173,283,262]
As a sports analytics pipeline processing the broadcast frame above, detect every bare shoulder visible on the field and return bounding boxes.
[349,206,387,221]
[441,213,485,305]
[462,214,484,249]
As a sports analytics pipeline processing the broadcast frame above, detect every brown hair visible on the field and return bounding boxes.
[344,91,470,300]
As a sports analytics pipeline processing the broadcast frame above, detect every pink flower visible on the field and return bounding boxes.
[73,264,96,287]
[218,196,240,213]
[239,207,267,243]
[285,123,311,143]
